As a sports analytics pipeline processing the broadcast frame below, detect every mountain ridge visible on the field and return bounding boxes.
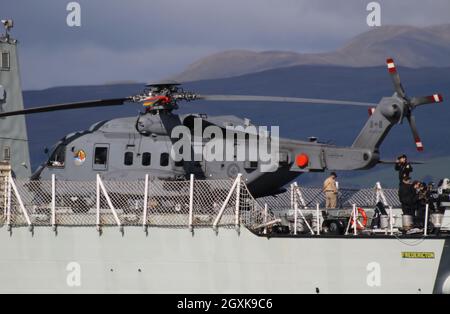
[172,24,450,82]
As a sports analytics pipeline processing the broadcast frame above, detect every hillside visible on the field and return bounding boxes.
[173,24,450,82]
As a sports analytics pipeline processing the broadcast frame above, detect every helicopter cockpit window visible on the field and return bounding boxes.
[124,152,133,166]
[142,152,151,166]
[48,144,65,168]
[160,153,169,167]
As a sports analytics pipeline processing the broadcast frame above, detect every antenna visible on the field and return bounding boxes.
[1,19,13,39]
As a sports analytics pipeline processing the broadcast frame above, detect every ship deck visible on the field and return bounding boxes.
[0,174,448,239]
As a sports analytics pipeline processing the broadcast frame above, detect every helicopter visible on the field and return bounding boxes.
[0,22,445,198]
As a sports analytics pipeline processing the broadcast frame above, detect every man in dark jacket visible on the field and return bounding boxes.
[415,182,427,227]
[395,154,413,182]
[398,177,418,217]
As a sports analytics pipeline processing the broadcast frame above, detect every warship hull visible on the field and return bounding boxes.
[0,226,449,294]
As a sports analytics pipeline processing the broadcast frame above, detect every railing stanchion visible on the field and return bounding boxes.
[6,174,11,231]
[96,174,101,233]
[213,174,241,232]
[3,176,7,216]
[424,204,429,236]
[51,174,56,232]
[189,174,194,233]
[294,189,298,235]
[376,182,389,206]
[294,185,314,235]
[316,203,320,235]
[97,176,122,233]
[389,206,394,236]
[353,204,357,236]
[8,174,32,231]
[143,174,149,233]
[234,174,241,234]
[263,203,268,235]
[290,184,294,212]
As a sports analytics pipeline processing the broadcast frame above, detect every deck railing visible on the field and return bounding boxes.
[0,173,280,234]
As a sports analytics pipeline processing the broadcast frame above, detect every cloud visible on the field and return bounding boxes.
[2,0,449,89]
[19,44,219,89]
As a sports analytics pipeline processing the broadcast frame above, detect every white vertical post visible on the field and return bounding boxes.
[353,204,357,236]
[375,182,380,204]
[96,174,101,231]
[389,206,394,236]
[189,174,194,232]
[6,174,11,228]
[51,174,56,228]
[3,176,7,216]
[143,174,149,230]
[290,184,294,211]
[294,189,298,236]
[293,182,307,208]
[316,203,320,235]
[424,204,429,236]
[264,203,268,235]
[235,174,241,232]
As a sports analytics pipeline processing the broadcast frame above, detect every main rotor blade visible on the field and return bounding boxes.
[407,115,424,152]
[386,58,406,98]
[195,95,376,107]
[378,160,424,165]
[0,98,130,118]
[410,94,443,108]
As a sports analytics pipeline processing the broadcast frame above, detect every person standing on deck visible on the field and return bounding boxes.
[323,172,338,209]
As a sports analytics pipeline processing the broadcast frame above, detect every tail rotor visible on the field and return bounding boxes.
[385,58,444,152]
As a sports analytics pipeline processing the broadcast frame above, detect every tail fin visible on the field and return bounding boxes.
[0,29,31,177]
[351,98,395,152]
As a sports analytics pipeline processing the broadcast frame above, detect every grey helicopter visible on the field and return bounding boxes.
[0,21,444,198]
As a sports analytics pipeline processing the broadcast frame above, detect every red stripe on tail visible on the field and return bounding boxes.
[415,138,424,152]
[386,58,397,73]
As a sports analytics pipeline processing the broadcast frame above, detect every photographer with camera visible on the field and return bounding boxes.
[395,154,413,183]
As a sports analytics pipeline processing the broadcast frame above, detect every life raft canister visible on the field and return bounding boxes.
[350,207,368,230]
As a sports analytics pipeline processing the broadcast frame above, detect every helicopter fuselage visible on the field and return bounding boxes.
[32,112,377,197]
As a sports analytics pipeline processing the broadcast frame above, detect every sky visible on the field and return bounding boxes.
[2,0,450,90]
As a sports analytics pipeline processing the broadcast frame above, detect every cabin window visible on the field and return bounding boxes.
[244,160,258,173]
[124,152,133,166]
[1,52,10,71]
[3,146,10,161]
[160,153,169,167]
[279,151,289,166]
[48,144,66,168]
[142,152,151,166]
[94,147,108,165]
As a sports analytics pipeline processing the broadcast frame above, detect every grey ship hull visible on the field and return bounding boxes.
[1,226,449,294]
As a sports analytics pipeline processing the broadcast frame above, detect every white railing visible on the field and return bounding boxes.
[291,183,316,235]
[291,182,435,237]
[375,182,396,235]
[0,174,278,234]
